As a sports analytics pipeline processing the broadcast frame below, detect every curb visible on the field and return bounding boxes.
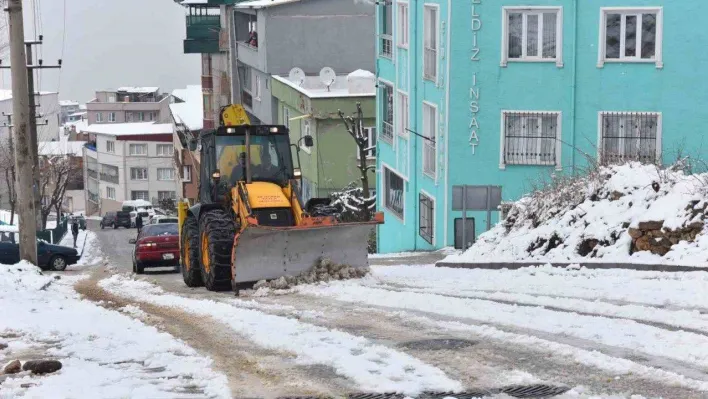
[435,261,708,272]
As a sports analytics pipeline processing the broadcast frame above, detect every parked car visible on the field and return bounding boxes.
[149,215,179,225]
[114,211,132,229]
[0,238,79,271]
[129,223,180,274]
[100,212,116,229]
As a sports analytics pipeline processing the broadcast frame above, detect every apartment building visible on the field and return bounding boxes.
[170,85,203,204]
[85,87,172,125]
[59,100,81,125]
[83,122,178,215]
[376,1,708,253]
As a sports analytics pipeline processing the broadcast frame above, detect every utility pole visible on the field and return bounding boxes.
[6,0,37,264]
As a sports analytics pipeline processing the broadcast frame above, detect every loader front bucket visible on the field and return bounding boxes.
[232,222,376,283]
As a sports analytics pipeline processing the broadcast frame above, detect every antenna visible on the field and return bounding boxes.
[287,67,306,87]
[319,67,336,92]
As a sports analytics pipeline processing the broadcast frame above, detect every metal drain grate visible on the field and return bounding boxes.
[418,391,492,399]
[275,385,570,399]
[500,384,571,398]
[347,394,407,399]
[399,338,478,351]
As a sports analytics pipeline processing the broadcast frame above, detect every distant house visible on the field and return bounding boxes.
[86,87,172,125]
[170,85,203,204]
[59,100,81,125]
[271,70,376,204]
[38,139,86,213]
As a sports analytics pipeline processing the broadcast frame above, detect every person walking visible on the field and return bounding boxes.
[71,219,79,248]
[135,214,143,234]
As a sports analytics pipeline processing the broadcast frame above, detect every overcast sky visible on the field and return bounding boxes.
[0,0,200,103]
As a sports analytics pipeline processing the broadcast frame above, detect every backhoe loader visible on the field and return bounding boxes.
[177,104,383,293]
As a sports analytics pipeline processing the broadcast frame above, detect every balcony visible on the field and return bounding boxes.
[87,169,98,180]
[186,14,220,40]
[184,39,219,54]
[242,91,253,109]
[236,41,259,68]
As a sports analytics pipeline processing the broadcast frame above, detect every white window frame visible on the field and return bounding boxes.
[422,101,437,179]
[137,112,145,122]
[300,118,312,154]
[501,7,564,67]
[397,90,409,138]
[130,167,148,181]
[106,186,116,200]
[129,144,148,156]
[382,164,406,222]
[131,191,149,201]
[158,191,176,200]
[499,111,563,170]
[255,75,262,101]
[156,144,173,157]
[96,112,103,122]
[357,127,377,160]
[419,190,435,246]
[157,168,175,181]
[108,94,116,103]
[380,1,393,58]
[282,106,291,129]
[397,1,409,49]
[598,7,663,68]
[597,111,662,164]
[379,78,394,144]
[423,4,440,82]
[108,112,116,122]
[106,140,115,153]
[182,165,192,182]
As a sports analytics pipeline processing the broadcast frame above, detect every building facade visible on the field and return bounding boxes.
[83,123,178,215]
[59,100,81,125]
[85,87,172,125]
[271,71,377,203]
[170,85,204,204]
[376,1,707,253]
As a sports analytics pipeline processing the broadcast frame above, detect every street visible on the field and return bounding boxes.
[64,220,708,398]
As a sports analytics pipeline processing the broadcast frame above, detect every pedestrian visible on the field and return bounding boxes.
[71,219,79,248]
[135,214,143,234]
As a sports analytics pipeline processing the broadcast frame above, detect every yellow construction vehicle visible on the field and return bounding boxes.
[177,105,383,293]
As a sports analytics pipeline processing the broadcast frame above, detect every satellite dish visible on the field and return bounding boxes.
[319,67,336,91]
[288,67,305,87]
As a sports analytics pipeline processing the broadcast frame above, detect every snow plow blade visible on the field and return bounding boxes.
[232,221,377,284]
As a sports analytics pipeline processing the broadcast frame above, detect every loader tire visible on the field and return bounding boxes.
[199,209,236,291]
[181,216,203,287]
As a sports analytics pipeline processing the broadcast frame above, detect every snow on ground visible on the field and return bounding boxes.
[99,275,462,395]
[0,262,230,398]
[58,230,103,266]
[443,163,708,266]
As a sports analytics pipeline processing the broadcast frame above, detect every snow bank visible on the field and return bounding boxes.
[444,163,708,266]
[0,263,230,398]
[58,230,103,266]
[100,275,462,395]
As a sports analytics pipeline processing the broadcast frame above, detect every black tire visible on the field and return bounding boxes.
[199,209,236,291]
[181,216,203,287]
[113,223,118,229]
[50,256,67,271]
[100,223,104,230]
[135,261,145,274]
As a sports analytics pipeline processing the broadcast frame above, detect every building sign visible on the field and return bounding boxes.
[469,0,481,154]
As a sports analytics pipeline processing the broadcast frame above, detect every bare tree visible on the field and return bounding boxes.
[338,103,376,221]
[0,137,17,224]
[38,154,81,229]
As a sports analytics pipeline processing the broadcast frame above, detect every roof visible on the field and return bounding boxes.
[170,85,203,131]
[68,111,87,117]
[82,122,174,136]
[235,0,301,10]
[39,140,87,157]
[0,89,57,102]
[116,87,159,94]
[59,100,80,107]
[272,69,376,99]
[63,119,89,133]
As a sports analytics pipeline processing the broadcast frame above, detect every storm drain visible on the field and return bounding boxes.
[274,385,570,399]
[399,338,478,351]
[499,384,571,398]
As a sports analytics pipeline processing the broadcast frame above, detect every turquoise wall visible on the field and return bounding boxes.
[377,0,708,253]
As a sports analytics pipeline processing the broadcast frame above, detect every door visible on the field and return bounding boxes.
[454,218,475,250]
[37,241,51,266]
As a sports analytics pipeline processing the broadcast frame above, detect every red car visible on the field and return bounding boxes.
[130,223,180,274]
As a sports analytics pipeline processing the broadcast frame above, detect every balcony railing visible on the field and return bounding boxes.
[87,169,98,179]
[88,191,99,204]
[100,173,119,184]
[242,91,253,109]
[380,35,393,58]
[381,121,394,143]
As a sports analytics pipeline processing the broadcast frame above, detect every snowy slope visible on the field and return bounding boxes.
[444,163,708,266]
[0,263,229,398]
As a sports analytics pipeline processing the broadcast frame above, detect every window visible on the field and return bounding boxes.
[158,191,176,200]
[108,112,116,122]
[203,94,213,116]
[423,5,438,81]
[106,141,115,153]
[108,94,116,103]
[380,81,394,143]
[106,186,116,200]
[156,144,173,157]
[419,193,434,244]
[599,112,660,165]
[282,106,291,129]
[397,2,409,48]
[255,75,261,100]
[157,168,175,181]
[397,91,409,137]
[137,112,145,122]
[501,111,561,167]
[358,127,377,160]
[130,167,148,180]
[422,102,437,177]
[502,7,562,67]
[599,8,662,67]
[384,167,404,219]
[380,1,393,57]
[96,113,103,122]
[148,112,156,121]
[129,144,148,156]
[182,166,192,182]
[131,191,149,201]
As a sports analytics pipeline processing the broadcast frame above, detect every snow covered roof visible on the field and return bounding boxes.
[170,85,203,131]
[116,87,159,94]
[38,140,87,157]
[0,90,57,102]
[82,122,173,136]
[273,69,375,99]
[63,119,89,134]
[235,0,301,10]
[59,100,80,107]
[68,111,87,117]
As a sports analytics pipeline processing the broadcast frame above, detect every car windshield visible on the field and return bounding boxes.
[141,224,178,237]
[216,134,293,186]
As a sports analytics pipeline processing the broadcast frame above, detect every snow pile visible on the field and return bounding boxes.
[0,263,230,398]
[58,230,103,266]
[252,257,370,291]
[444,162,708,266]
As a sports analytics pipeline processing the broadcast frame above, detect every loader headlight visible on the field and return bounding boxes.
[293,168,302,178]
[226,127,236,134]
[269,127,279,133]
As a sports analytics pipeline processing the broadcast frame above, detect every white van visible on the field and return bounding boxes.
[121,200,155,227]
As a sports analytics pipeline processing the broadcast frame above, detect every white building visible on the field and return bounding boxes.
[38,139,87,214]
[83,122,178,216]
